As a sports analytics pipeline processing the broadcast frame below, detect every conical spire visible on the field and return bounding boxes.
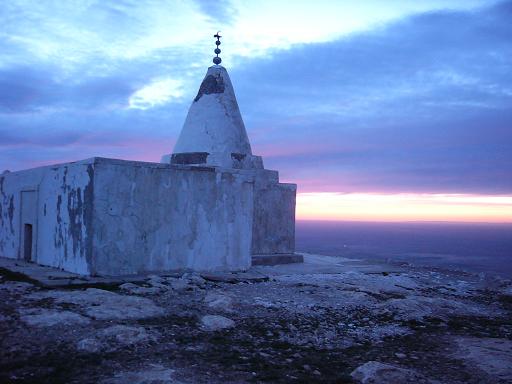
[168,34,263,169]
[173,65,252,157]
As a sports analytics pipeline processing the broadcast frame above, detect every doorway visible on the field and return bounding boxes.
[23,224,33,262]
[20,190,37,262]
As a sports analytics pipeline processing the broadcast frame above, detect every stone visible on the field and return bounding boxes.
[101,324,156,344]
[77,325,157,353]
[254,297,277,309]
[30,288,165,320]
[499,284,512,302]
[0,281,34,294]
[452,337,512,381]
[204,292,234,312]
[351,361,439,384]
[119,282,163,295]
[147,274,164,284]
[200,314,235,331]
[120,282,141,292]
[147,275,171,290]
[20,308,90,327]
[76,338,103,353]
[166,277,190,290]
[201,271,269,284]
[182,273,206,287]
[346,324,412,344]
[100,364,180,384]
[381,295,495,322]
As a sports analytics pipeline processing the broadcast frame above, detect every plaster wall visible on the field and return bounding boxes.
[0,160,94,274]
[173,65,252,156]
[91,158,254,275]
[251,175,296,256]
[1,156,295,276]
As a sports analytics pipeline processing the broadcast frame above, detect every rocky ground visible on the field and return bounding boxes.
[0,253,511,384]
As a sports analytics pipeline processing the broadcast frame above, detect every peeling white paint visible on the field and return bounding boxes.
[0,160,94,274]
[173,66,252,155]
[0,64,297,276]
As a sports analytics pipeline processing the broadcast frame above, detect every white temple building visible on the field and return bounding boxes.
[0,36,299,276]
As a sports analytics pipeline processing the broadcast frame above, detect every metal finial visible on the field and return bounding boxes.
[213,31,222,65]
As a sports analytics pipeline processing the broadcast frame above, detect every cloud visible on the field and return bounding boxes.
[129,78,185,109]
[0,66,141,113]
[0,0,510,198]
[229,1,512,194]
[194,0,238,24]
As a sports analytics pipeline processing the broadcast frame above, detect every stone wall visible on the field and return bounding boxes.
[251,171,296,256]
[0,160,94,274]
[91,158,254,275]
[0,157,295,275]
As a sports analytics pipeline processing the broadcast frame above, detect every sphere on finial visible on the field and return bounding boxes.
[213,31,222,65]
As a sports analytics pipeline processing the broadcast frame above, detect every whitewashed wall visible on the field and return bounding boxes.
[251,170,296,256]
[90,158,254,275]
[0,157,295,276]
[0,160,94,274]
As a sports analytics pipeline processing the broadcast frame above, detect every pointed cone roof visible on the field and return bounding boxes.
[173,65,252,156]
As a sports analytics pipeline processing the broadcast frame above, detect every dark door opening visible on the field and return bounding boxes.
[24,224,33,262]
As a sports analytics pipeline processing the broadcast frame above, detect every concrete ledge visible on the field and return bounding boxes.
[0,256,271,288]
[251,254,304,266]
[0,257,153,288]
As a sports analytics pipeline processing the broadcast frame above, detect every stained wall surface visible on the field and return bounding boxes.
[173,65,252,156]
[0,160,94,274]
[251,171,296,256]
[0,157,295,276]
[91,158,254,275]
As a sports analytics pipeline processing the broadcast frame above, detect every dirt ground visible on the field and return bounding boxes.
[1,253,511,384]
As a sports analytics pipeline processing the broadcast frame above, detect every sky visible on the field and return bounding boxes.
[1,0,511,222]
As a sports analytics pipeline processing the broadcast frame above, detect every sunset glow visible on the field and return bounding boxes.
[297,193,512,222]
[1,1,511,224]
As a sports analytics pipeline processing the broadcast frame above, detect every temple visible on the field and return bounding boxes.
[0,35,300,276]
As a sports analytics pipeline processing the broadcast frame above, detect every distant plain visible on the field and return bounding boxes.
[296,221,512,279]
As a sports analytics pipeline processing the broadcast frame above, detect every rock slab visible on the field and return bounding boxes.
[351,361,438,384]
[453,337,512,381]
[20,308,90,327]
[30,288,165,320]
[200,315,235,331]
[77,325,158,353]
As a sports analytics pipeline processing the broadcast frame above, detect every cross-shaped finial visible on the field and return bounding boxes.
[213,31,222,65]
